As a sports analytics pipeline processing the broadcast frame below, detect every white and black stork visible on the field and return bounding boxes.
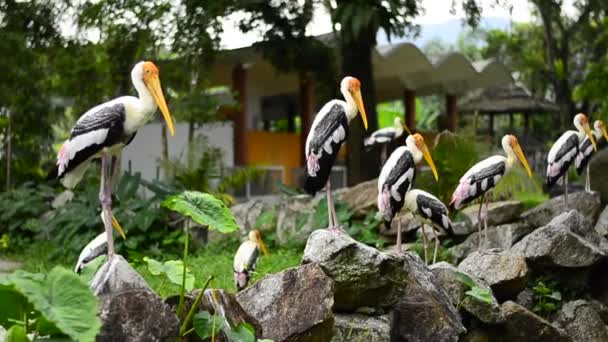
[233,230,269,291]
[304,76,368,232]
[48,61,175,258]
[575,119,608,192]
[403,189,453,265]
[377,133,438,254]
[74,232,107,273]
[450,134,532,250]
[546,113,596,206]
[364,117,411,164]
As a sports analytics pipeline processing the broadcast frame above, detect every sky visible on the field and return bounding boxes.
[219,0,577,49]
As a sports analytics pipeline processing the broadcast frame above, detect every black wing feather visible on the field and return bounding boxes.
[547,134,579,188]
[382,150,416,226]
[417,194,452,233]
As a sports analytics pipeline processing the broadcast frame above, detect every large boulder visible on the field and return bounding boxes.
[450,223,534,262]
[301,230,408,312]
[334,178,377,216]
[521,191,601,228]
[90,255,180,342]
[555,300,608,342]
[332,314,390,342]
[230,197,279,233]
[500,301,569,342]
[430,262,502,324]
[510,210,607,268]
[236,263,334,342]
[391,253,466,342]
[461,201,524,228]
[458,251,528,300]
[276,195,322,246]
[594,205,608,237]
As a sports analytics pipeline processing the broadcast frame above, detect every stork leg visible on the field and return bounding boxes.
[431,225,440,265]
[585,165,591,193]
[483,195,489,249]
[326,180,344,234]
[421,223,429,265]
[564,172,569,208]
[476,194,485,251]
[99,154,115,258]
[396,219,402,254]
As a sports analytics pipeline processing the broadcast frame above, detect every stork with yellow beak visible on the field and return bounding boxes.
[450,135,532,250]
[546,113,596,206]
[575,120,608,192]
[48,61,175,258]
[304,76,368,233]
[233,230,269,291]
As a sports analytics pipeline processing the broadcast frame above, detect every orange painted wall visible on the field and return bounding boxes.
[247,131,302,185]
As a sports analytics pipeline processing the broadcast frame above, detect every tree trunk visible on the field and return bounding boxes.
[340,32,380,185]
[5,111,11,191]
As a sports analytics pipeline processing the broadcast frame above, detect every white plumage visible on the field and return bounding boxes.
[74,232,107,273]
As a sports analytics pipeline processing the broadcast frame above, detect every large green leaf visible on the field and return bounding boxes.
[143,257,195,291]
[465,287,493,305]
[193,311,224,340]
[455,271,476,289]
[6,267,101,342]
[5,325,30,342]
[0,284,29,329]
[161,191,238,233]
[224,322,256,342]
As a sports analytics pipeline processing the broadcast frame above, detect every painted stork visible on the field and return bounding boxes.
[546,113,596,206]
[75,231,106,273]
[377,133,438,254]
[403,189,453,265]
[364,117,410,164]
[303,76,368,232]
[48,61,175,258]
[450,134,532,250]
[233,230,269,291]
[575,120,608,192]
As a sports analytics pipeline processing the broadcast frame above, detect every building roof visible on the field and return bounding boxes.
[458,83,560,114]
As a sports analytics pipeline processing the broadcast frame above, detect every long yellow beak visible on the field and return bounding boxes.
[513,142,533,178]
[421,142,439,181]
[352,89,368,130]
[584,124,597,152]
[111,214,126,240]
[401,120,412,135]
[146,75,175,136]
[257,237,269,257]
[601,126,608,142]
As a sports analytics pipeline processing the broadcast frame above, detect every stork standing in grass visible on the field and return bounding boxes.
[575,119,607,193]
[377,133,438,256]
[403,189,453,264]
[546,113,596,206]
[304,76,368,233]
[364,117,410,164]
[233,230,269,291]
[450,135,532,250]
[48,61,175,258]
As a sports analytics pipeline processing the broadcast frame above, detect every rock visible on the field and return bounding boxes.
[276,195,322,246]
[451,221,476,236]
[594,205,608,237]
[510,210,606,268]
[91,255,179,342]
[236,263,334,342]
[461,201,524,228]
[555,300,608,342]
[301,229,408,312]
[515,288,534,310]
[521,191,601,228]
[334,178,377,216]
[458,251,528,300]
[500,301,569,342]
[430,262,502,324]
[449,223,533,262]
[332,314,390,342]
[391,253,466,342]
[230,198,278,233]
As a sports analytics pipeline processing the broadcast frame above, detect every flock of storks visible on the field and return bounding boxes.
[51,63,607,291]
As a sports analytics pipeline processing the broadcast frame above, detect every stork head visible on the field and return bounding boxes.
[594,120,608,141]
[406,133,438,181]
[248,229,269,256]
[394,117,411,135]
[502,134,532,178]
[340,76,368,130]
[132,61,175,136]
[574,113,596,151]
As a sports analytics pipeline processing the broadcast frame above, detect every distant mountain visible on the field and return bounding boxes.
[377,17,512,46]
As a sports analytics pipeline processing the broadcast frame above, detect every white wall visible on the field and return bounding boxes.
[121,121,234,181]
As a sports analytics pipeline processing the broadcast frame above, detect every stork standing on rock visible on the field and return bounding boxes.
[575,120,608,193]
[304,76,368,233]
[364,117,410,164]
[403,189,453,265]
[546,113,596,206]
[450,135,532,250]
[233,230,269,291]
[48,61,175,259]
[377,133,438,255]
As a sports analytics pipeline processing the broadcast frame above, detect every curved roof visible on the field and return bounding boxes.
[459,83,560,114]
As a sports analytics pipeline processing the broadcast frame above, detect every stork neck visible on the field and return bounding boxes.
[132,75,157,118]
[340,87,358,121]
[405,137,423,163]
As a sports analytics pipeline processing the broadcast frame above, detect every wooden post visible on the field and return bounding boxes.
[489,113,495,137]
[509,112,514,131]
[403,89,416,132]
[446,95,457,132]
[300,77,314,165]
[524,112,530,137]
[232,63,248,166]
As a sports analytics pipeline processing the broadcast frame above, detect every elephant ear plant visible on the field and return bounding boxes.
[161,191,239,341]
